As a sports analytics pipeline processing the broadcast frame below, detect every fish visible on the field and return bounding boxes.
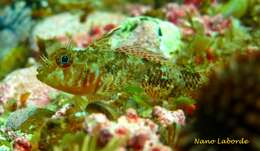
[37,30,203,101]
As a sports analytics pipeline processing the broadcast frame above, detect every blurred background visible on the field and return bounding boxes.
[0,0,259,151]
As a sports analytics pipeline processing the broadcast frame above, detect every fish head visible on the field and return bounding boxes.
[37,46,102,95]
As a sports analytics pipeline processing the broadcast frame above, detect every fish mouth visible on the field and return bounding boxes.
[36,68,51,88]
[36,65,46,81]
[36,63,57,86]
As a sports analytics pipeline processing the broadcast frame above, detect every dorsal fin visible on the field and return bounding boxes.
[116,46,169,64]
[87,27,120,50]
[65,39,74,50]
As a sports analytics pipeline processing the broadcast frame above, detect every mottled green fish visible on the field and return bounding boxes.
[37,35,201,101]
[37,18,202,100]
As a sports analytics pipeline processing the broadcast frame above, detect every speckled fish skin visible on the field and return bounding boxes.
[37,28,202,100]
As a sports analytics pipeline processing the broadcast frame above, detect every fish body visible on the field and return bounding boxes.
[37,37,201,101]
[37,17,202,100]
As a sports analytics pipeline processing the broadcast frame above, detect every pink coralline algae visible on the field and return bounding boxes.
[152,106,186,127]
[184,0,217,6]
[165,3,231,36]
[0,66,58,110]
[0,83,11,104]
[165,3,199,25]
[13,137,32,151]
[199,15,231,35]
[33,12,125,49]
[56,23,118,48]
[125,4,151,16]
[85,108,172,151]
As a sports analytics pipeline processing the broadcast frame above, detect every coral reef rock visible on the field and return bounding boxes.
[110,16,182,59]
[0,66,58,109]
[85,108,172,151]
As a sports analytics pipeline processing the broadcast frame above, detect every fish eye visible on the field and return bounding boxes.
[56,53,72,67]
[61,55,69,64]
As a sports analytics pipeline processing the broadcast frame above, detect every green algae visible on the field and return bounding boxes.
[0,46,30,80]
[6,106,54,132]
[216,0,248,18]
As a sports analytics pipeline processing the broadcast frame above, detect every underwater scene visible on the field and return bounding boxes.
[0,0,259,151]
